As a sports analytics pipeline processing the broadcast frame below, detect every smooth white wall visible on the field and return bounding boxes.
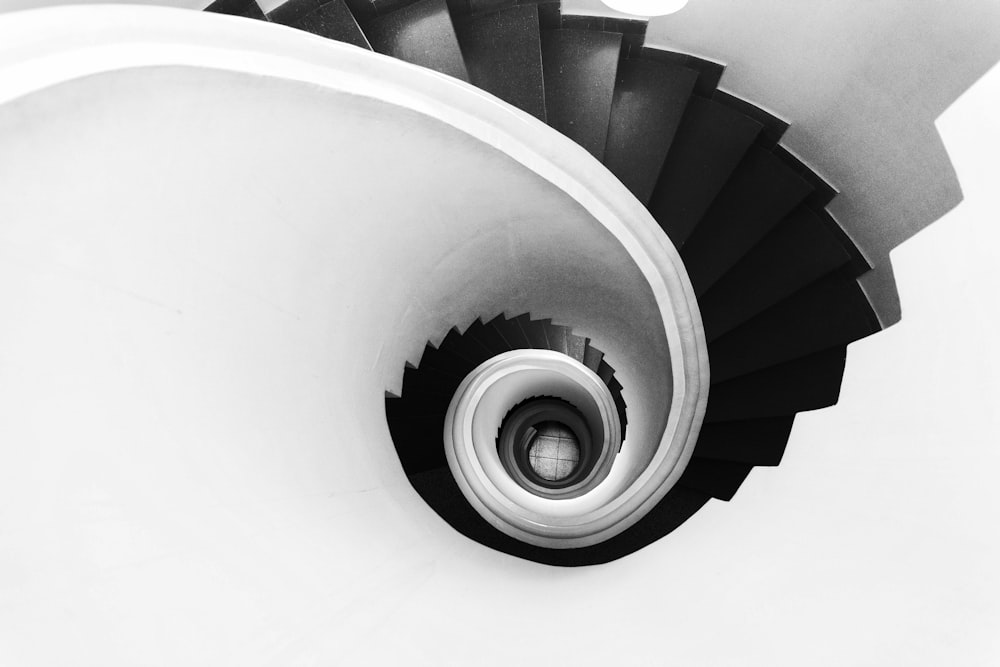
[0,65,676,664]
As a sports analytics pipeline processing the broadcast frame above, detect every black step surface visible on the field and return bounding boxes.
[521,317,551,349]
[496,314,532,349]
[677,458,754,501]
[693,417,795,466]
[582,343,604,373]
[409,465,711,566]
[698,205,853,342]
[705,347,848,422]
[708,274,879,383]
[680,146,814,295]
[540,28,622,159]
[545,323,570,355]
[205,0,268,19]
[292,0,372,48]
[603,57,698,203]
[267,0,320,24]
[647,96,762,247]
[565,333,587,363]
[362,0,470,81]
[454,4,546,120]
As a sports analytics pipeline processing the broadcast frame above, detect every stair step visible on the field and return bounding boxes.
[452,318,496,364]
[454,4,546,120]
[603,57,698,203]
[540,28,622,159]
[712,89,789,149]
[267,0,320,24]
[699,205,853,342]
[205,0,268,19]
[385,403,448,473]
[362,0,470,81]
[596,358,615,384]
[463,315,508,356]
[520,316,551,349]
[708,273,879,383]
[640,47,723,97]
[677,458,753,501]
[705,347,847,422]
[291,0,372,48]
[680,146,814,295]
[582,342,604,373]
[692,417,794,466]
[565,332,587,363]
[419,344,475,379]
[495,314,532,349]
[545,323,570,355]
[647,96,762,247]
[607,376,628,438]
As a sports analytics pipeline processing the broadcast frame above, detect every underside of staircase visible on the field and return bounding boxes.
[205,0,882,565]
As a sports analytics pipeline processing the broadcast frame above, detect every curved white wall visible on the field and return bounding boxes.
[0,5,997,667]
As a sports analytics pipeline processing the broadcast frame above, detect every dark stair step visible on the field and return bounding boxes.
[692,417,795,466]
[607,376,628,438]
[386,416,448,473]
[582,342,604,373]
[708,273,879,383]
[540,28,622,159]
[418,344,473,380]
[705,347,847,422]
[454,4,546,120]
[495,314,532,349]
[267,0,321,24]
[677,458,754,501]
[680,146,814,295]
[361,0,470,81]
[291,0,373,48]
[647,96,762,247]
[596,358,615,384]
[545,323,570,355]
[205,0,268,19]
[699,205,854,342]
[603,57,698,203]
[565,333,587,363]
[455,318,501,362]
[476,314,514,352]
[520,316,552,349]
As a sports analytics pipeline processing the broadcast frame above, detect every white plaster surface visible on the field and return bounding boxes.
[0,5,996,667]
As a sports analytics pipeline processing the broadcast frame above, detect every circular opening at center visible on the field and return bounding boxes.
[526,421,581,482]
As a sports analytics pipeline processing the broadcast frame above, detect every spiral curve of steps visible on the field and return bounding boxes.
[203,0,883,564]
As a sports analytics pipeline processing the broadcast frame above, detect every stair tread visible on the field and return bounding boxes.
[693,417,795,466]
[677,458,754,501]
[681,145,814,295]
[362,0,470,81]
[496,314,532,349]
[708,273,879,383]
[454,4,546,120]
[267,0,320,24]
[582,342,604,372]
[647,96,762,247]
[540,28,622,160]
[521,317,551,349]
[705,347,847,422]
[603,57,698,204]
[565,333,587,363]
[206,0,268,19]
[699,205,853,342]
[291,0,372,48]
[545,323,570,355]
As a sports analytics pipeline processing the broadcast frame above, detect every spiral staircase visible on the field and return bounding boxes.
[196,0,878,563]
